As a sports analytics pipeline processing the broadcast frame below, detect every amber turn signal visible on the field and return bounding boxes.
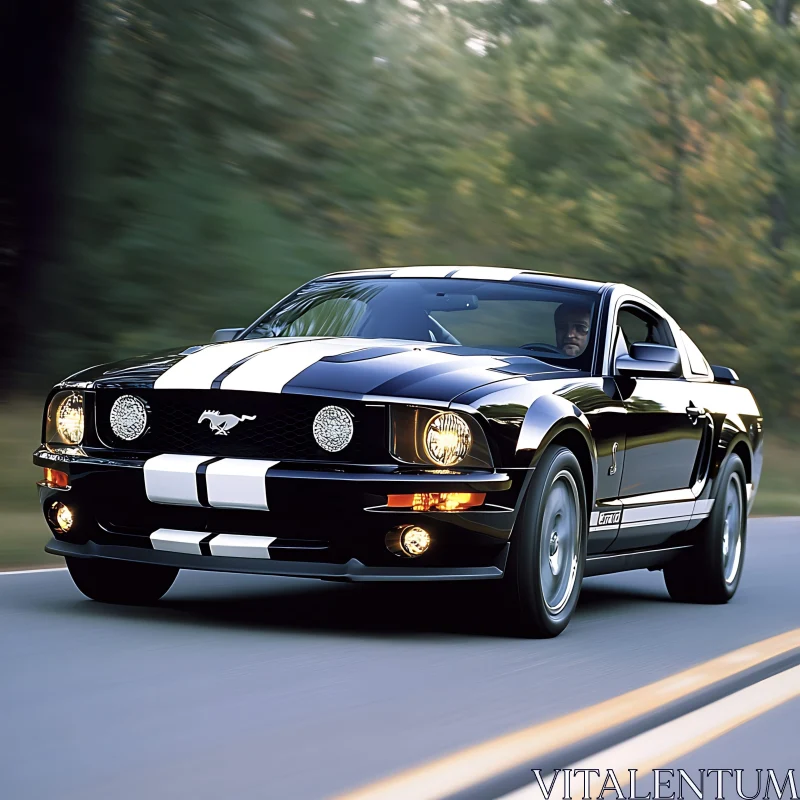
[386,492,485,512]
[42,468,70,489]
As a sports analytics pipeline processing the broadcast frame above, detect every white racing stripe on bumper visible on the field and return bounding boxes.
[208,534,277,559]
[144,455,280,511]
[153,340,286,390]
[147,530,277,559]
[205,459,278,510]
[151,529,207,555]
[143,455,211,506]
[219,338,368,393]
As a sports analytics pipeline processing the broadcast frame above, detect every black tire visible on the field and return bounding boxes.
[664,453,747,604]
[66,557,179,604]
[502,446,588,638]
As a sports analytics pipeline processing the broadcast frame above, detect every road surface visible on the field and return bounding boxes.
[1,517,798,799]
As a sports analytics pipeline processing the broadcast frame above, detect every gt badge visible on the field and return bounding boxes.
[198,410,256,436]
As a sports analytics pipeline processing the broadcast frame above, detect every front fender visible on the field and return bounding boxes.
[514,394,598,507]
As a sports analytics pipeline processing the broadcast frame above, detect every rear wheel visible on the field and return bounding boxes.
[502,446,587,638]
[664,453,747,604]
[66,557,179,604]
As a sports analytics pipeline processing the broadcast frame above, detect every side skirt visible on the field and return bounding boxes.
[584,544,693,578]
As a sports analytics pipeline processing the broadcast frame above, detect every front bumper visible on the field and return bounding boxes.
[45,538,507,581]
[35,447,521,580]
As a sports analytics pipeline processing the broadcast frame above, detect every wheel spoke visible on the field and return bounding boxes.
[538,471,581,614]
[722,474,743,584]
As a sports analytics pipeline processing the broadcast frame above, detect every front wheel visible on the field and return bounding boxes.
[664,453,747,604]
[502,446,588,638]
[66,557,179,604]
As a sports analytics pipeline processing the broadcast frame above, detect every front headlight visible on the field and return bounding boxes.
[424,412,472,467]
[46,391,85,445]
[390,406,493,469]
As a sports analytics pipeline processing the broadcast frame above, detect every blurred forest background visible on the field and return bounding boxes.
[4,0,800,563]
[8,0,800,418]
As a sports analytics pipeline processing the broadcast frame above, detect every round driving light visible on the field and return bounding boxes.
[402,526,431,556]
[110,394,148,441]
[52,502,74,533]
[313,405,354,452]
[386,525,431,558]
[55,393,84,445]
[424,412,472,467]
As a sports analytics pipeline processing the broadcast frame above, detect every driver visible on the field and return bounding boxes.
[554,302,592,357]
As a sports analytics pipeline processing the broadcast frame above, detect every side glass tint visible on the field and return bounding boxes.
[617,305,675,347]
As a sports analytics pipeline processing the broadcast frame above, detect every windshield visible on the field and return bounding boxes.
[243,278,599,369]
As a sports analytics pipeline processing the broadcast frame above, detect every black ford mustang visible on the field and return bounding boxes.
[35,267,762,637]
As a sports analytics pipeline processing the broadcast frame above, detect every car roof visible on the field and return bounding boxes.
[315,265,610,294]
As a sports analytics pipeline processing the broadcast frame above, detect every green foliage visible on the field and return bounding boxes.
[32,0,800,418]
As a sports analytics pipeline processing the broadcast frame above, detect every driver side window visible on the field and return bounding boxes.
[616,305,675,348]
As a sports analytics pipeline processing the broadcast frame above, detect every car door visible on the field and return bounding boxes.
[610,302,705,550]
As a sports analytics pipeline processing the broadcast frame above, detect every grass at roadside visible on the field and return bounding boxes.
[1,398,797,568]
[0,513,60,570]
[0,399,61,568]
[751,434,800,517]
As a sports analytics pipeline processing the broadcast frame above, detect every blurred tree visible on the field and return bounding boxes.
[21,0,800,419]
[2,0,83,397]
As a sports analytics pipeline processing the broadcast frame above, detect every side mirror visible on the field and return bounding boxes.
[711,365,738,384]
[616,342,682,378]
[211,327,244,343]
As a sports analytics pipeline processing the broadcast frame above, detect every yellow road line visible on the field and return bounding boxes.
[502,663,800,799]
[335,629,800,800]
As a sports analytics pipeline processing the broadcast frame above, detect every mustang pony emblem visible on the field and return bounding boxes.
[198,410,256,436]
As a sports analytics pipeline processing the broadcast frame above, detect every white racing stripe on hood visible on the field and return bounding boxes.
[154,340,289,390]
[219,338,370,393]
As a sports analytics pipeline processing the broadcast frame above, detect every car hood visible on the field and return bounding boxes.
[71,337,578,404]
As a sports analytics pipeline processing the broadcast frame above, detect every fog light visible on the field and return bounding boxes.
[50,502,74,533]
[386,525,431,558]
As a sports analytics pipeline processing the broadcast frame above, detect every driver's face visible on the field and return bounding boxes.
[556,312,591,357]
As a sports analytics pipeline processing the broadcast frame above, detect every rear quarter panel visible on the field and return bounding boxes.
[689,382,763,507]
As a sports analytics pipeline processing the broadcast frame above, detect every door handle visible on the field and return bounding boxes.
[686,403,705,424]
[608,441,619,476]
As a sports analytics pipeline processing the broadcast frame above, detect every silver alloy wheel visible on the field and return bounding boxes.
[722,472,743,585]
[538,469,581,614]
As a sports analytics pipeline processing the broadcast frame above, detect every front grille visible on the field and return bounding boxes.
[94,389,387,463]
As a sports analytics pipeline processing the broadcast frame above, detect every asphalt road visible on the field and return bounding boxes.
[1,517,798,800]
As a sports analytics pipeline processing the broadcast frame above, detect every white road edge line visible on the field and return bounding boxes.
[0,566,67,576]
[335,629,800,800]
[500,663,800,799]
